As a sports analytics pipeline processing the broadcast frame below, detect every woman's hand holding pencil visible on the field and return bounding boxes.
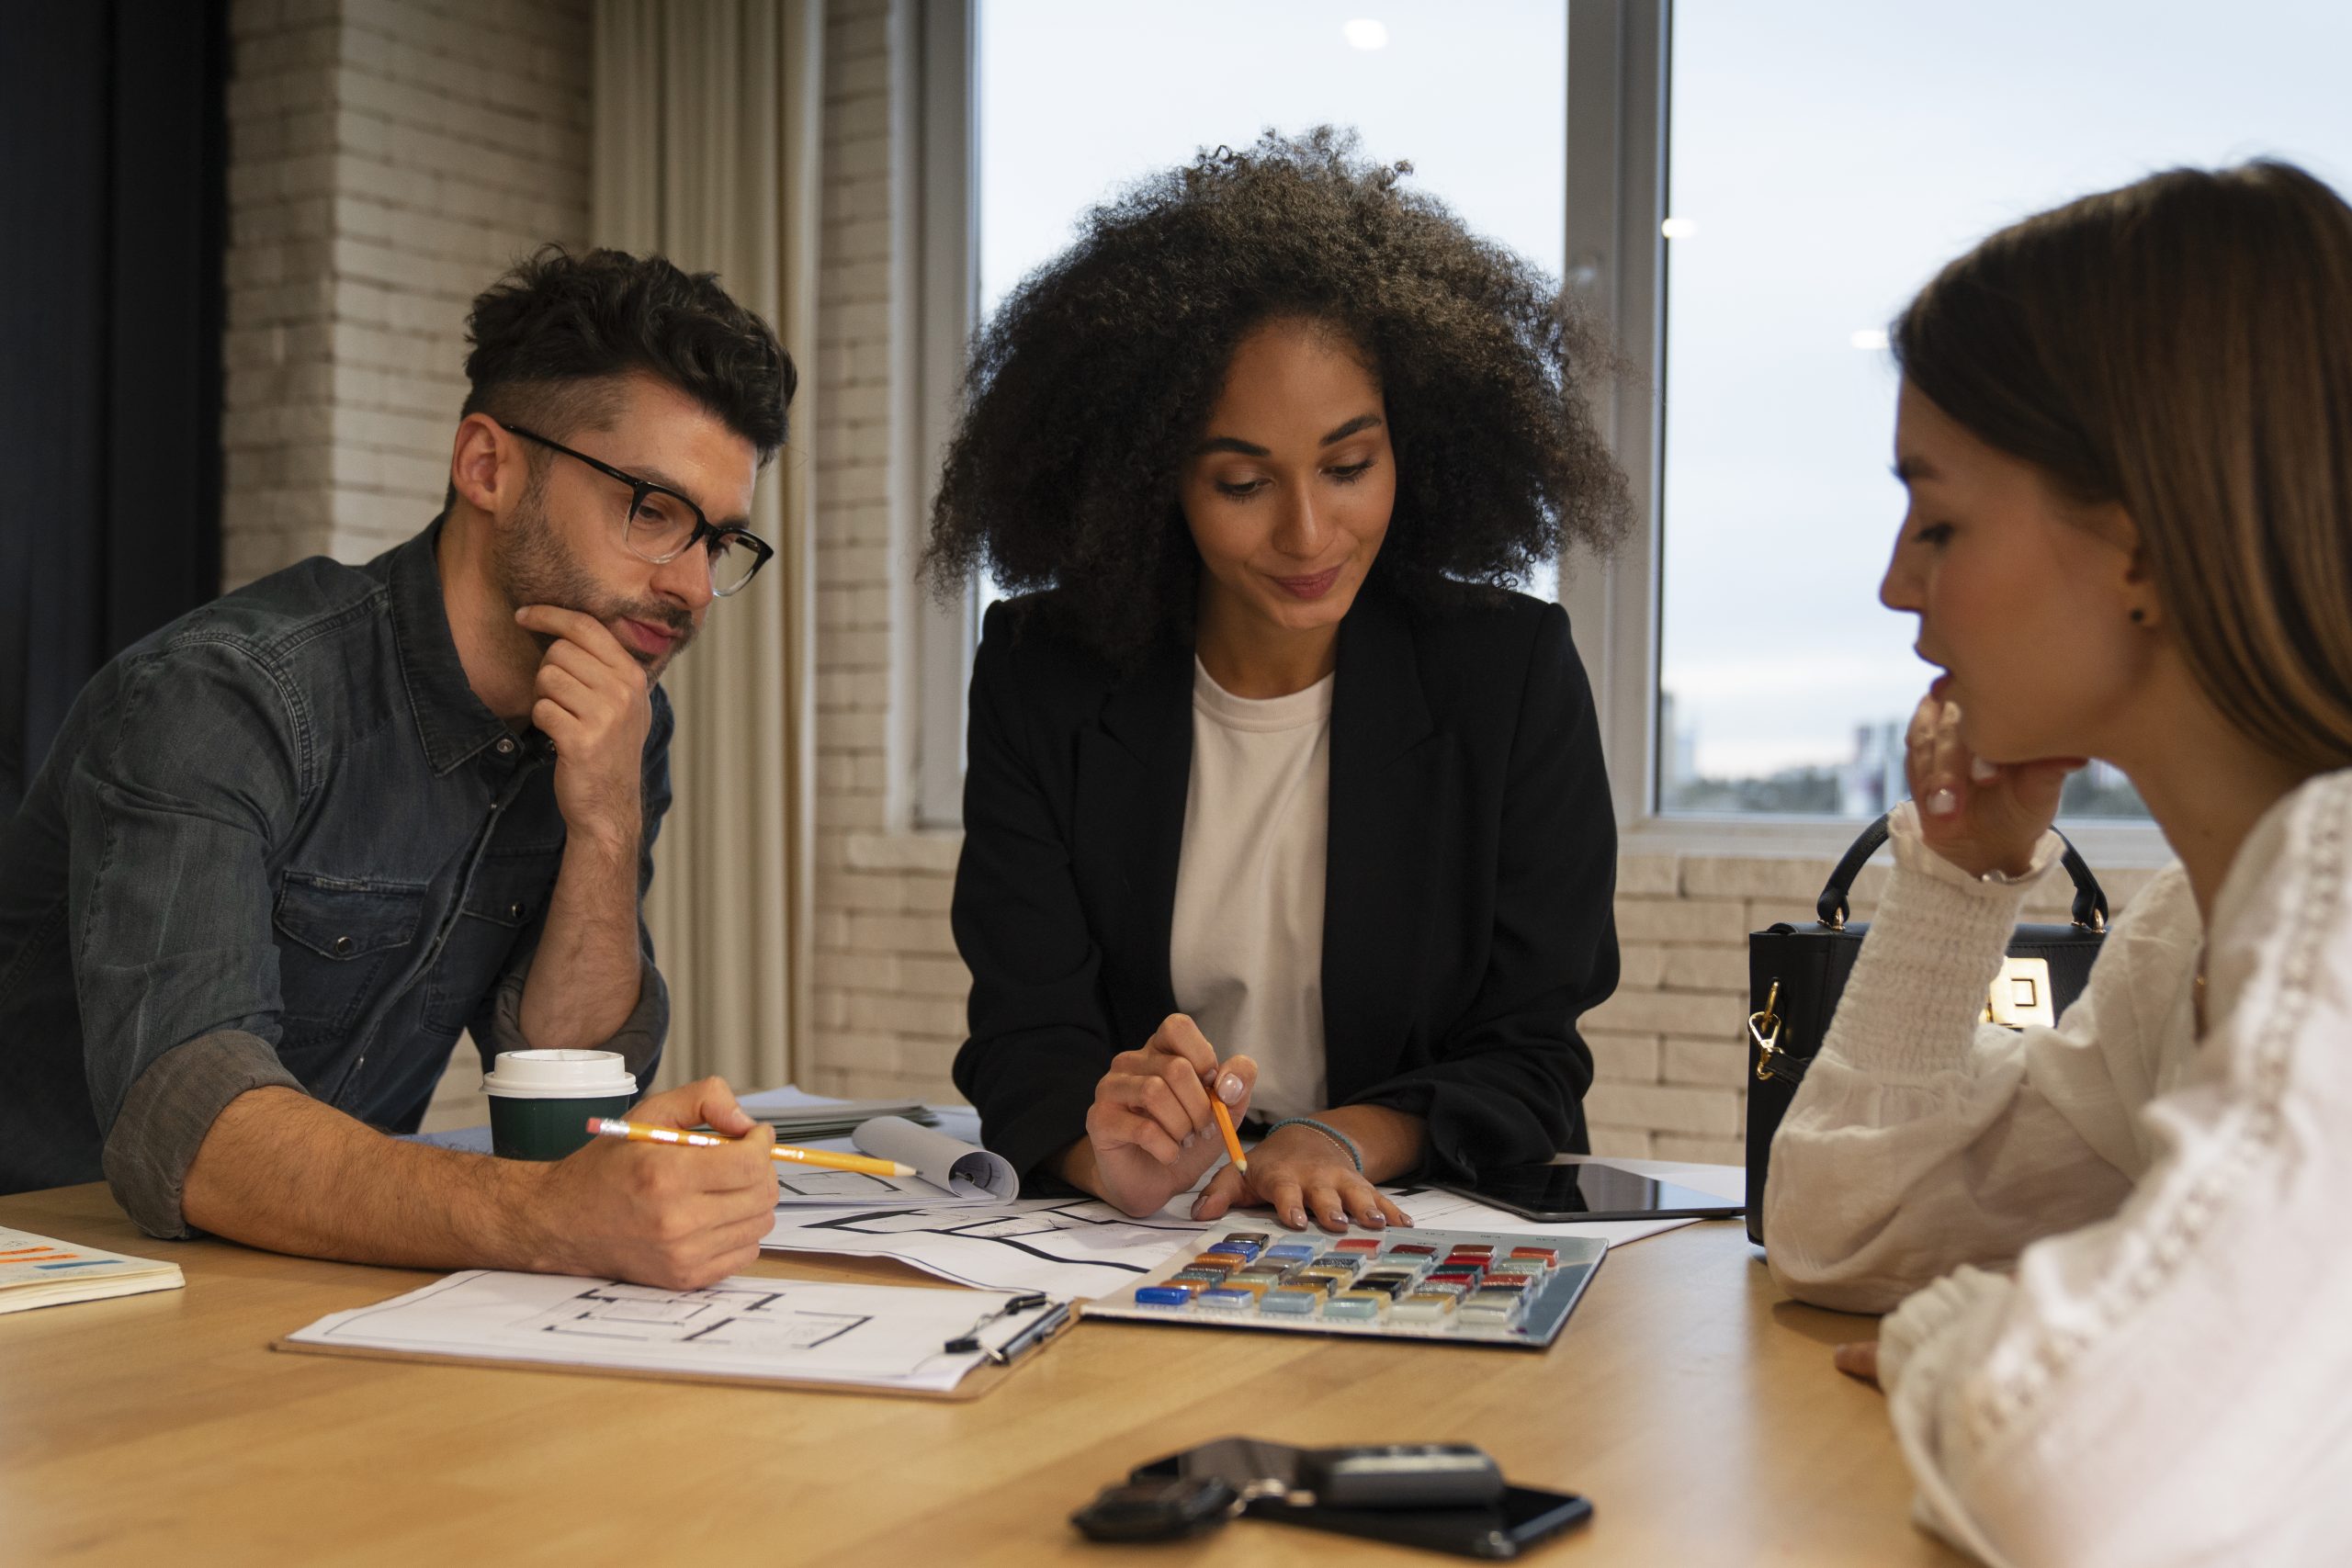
[1056,1012,1260,1222]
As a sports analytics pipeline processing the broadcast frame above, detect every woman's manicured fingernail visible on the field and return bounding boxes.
[1288,1209,1306,1227]
[1218,1074,1244,1104]
[1941,701,1962,727]
[1366,1213,1385,1227]
[1182,1131,1195,1149]
[1925,787,1958,817]
[1970,756,1998,783]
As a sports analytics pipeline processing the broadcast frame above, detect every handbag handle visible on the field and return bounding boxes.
[1815,811,2109,932]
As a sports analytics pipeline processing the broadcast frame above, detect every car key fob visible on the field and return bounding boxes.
[1295,1443,1506,1509]
[1070,1474,1242,1541]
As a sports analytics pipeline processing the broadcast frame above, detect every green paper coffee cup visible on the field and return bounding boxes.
[483,1049,638,1160]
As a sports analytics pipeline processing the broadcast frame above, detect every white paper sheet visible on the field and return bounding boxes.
[733,1087,937,1136]
[759,1177,1719,1299]
[283,1269,1060,1393]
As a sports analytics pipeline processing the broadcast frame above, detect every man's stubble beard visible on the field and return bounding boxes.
[493,483,699,680]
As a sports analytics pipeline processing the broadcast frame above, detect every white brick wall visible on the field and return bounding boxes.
[803,0,968,1103]
[222,0,591,1129]
[222,0,590,589]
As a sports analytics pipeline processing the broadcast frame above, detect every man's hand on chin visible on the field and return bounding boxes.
[513,604,651,851]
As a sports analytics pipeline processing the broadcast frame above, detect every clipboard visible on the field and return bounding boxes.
[272,1271,1077,1403]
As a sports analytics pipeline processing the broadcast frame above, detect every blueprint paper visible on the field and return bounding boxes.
[759,1183,1707,1299]
[283,1269,1052,1393]
[768,1116,1018,1209]
[733,1087,937,1136]
[762,1194,1212,1296]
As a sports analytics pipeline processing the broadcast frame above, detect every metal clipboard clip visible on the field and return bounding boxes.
[944,1292,1075,1366]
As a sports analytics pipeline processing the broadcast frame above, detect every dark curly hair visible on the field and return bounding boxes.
[460,245,796,464]
[923,129,1629,658]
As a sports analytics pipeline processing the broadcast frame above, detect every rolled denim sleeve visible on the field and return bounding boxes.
[103,1029,301,1238]
[67,642,311,1236]
[471,686,673,1093]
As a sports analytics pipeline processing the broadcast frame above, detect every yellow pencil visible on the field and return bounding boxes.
[585,1118,916,1177]
[1209,1093,1248,1174]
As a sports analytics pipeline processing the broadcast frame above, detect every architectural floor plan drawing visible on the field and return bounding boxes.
[283,1269,1055,1393]
[521,1281,871,1351]
[775,1168,916,1201]
[764,1196,1213,1296]
[760,1180,1728,1298]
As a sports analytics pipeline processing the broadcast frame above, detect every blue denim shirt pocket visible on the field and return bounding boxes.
[272,871,427,1059]
[424,847,562,1033]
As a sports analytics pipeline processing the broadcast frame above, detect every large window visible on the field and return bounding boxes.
[920,0,1572,823]
[922,2,2352,841]
[976,1,1566,332]
[1656,0,2352,819]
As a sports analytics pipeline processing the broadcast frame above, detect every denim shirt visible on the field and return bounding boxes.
[0,520,671,1233]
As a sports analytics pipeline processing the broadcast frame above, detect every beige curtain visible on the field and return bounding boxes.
[592,0,822,1092]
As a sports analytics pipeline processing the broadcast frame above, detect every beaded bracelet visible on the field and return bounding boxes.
[1264,1116,1363,1173]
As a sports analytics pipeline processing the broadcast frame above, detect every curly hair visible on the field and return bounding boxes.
[461,245,796,464]
[923,129,1630,659]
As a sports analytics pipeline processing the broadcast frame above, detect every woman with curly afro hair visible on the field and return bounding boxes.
[932,130,1631,1227]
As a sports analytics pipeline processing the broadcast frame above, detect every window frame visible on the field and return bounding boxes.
[1563,0,2165,866]
[912,0,978,829]
[910,0,2171,867]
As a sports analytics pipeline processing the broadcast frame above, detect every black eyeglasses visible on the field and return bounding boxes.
[500,423,774,596]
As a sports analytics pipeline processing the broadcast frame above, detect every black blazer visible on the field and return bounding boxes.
[949,577,1621,1188]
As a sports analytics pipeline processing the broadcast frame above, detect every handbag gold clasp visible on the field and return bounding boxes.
[1748,979,1784,1082]
[1982,956,2056,1030]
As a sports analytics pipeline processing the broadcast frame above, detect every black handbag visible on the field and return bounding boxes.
[1743,813,2110,1247]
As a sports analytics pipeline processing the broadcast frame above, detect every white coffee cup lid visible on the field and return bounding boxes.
[481,1049,638,1099]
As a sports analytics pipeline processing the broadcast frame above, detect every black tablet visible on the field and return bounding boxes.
[1434,1160,1745,1223]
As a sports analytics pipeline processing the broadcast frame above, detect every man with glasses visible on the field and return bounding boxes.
[0,249,789,1289]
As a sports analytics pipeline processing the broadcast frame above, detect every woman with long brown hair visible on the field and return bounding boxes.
[1766,160,2352,1564]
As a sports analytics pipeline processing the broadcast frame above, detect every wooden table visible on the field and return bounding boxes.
[0,1182,1961,1566]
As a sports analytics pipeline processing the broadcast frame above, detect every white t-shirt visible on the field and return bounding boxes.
[1167,658,1332,1122]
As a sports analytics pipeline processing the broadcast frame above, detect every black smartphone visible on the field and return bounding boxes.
[1258,1484,1593,1560]
[1434,1159,1744,1224]
[1135,1438,1591,1561]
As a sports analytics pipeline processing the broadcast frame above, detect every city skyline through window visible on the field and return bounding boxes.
[1658,0,2352,819]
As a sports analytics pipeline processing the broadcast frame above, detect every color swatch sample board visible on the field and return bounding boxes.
[1082,1227,1607,1348]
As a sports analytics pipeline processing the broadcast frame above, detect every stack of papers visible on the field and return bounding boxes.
[0,1224,184,1314]
[732,1087,938,1141]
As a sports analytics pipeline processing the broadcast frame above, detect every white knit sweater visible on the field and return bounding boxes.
[1765,775,2352,1567]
